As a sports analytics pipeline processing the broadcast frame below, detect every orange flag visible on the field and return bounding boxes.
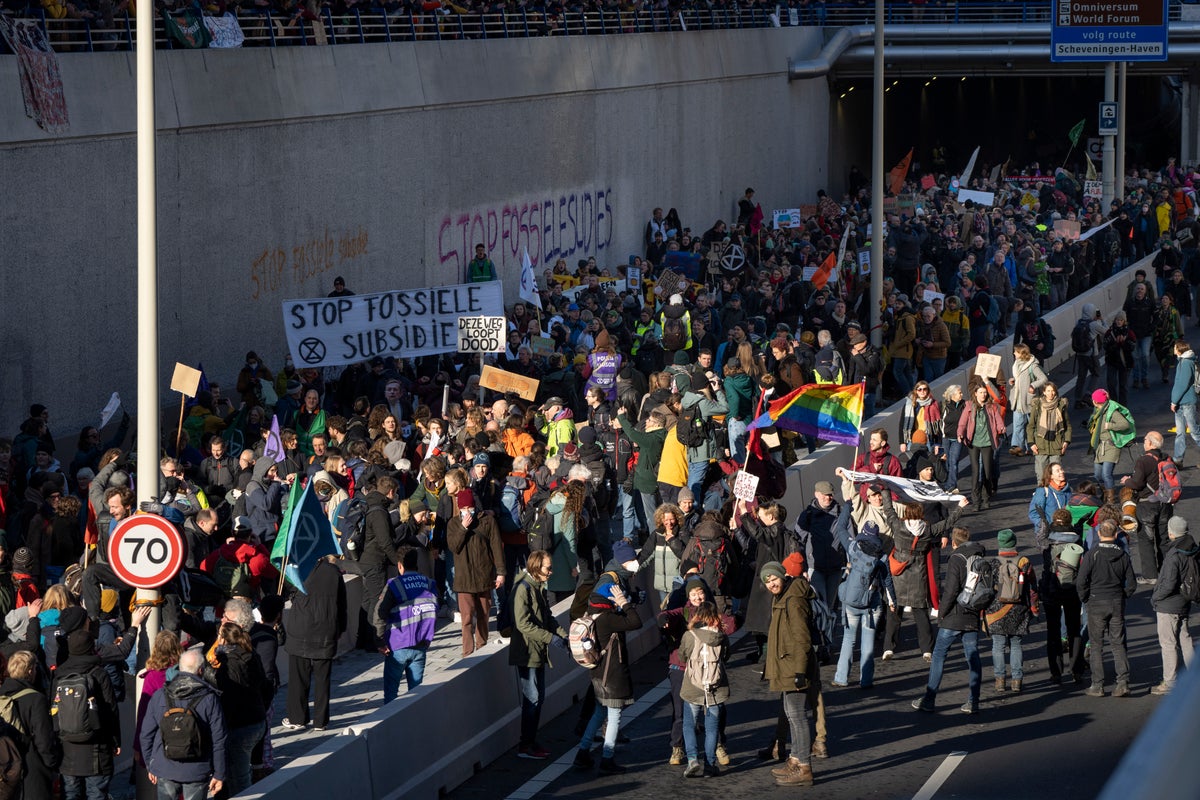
[810,249,837,291]
[889,148,914,195]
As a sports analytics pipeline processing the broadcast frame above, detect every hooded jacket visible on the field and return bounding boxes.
[1078,540,1137,603]
[764,576,816,693]
[677,625,730,706]
[939,541,986,631]
[446,512,505,594]
[1151,533,1199,615]
[244,458,284,543]
[507,571,567,669]
[140,672,226,785]
[680,388,728,463]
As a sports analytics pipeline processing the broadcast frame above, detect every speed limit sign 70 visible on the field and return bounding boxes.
[107,514,185,589]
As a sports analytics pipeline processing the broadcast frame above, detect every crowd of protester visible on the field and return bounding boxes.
[0,154,1196,794]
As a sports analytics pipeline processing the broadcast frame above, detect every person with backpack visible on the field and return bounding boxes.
[199,517,280,600]
[614,409,668,533]
[738,501,793,664]
[1,650,60,800]
[1149,516,1198,695]
[985,529,1040,694]
[1087,389,1135,496]
[676,600,730,778]
[681,512,741,615]
[1078,519,1137,697]
[506,549,568,760]
[571,574,644,775]
[832,521,894,690]
[912,526,985,715]
[139,648,226,800]
[1072,304,1107,410]
[54,606,149,800]
[1169,340,1200,465]
[1121,431,1176,584]
[1041,507,1087,685]
[679,372,727,501]
[209,622,272,796]
[659,294,694,362]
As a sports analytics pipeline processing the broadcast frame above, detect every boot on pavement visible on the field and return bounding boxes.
[772,756,804,778]
[776,761,815,786]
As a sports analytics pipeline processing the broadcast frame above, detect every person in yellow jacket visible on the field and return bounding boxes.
[657,419,689,507]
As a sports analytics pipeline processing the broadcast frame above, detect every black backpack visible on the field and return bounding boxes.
[160,693,206,762]
[1071,319,1092,354]
[676,403,711,448]
[51,671,101,744]
[1178,552,1200,604]
[334,497,370,561]
[662,315,687,351]
[523,495,557,553]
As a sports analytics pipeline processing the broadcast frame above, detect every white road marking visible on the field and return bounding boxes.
[912,751,969,800]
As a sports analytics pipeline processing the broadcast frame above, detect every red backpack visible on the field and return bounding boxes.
[1153,457,1183,505]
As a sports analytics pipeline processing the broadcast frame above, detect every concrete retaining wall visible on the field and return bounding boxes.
[0,28,829,436]
[240,571,664,800]
[780,255,1154,518]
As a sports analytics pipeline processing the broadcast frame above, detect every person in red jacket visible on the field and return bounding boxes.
[956,382,1007,510]
[851,429,903,500]
[200,516,280,596]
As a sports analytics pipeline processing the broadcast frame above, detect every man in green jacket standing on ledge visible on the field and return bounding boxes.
[467,244,497,282]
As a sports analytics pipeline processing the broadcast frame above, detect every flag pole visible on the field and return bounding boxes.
[852,379,867,467]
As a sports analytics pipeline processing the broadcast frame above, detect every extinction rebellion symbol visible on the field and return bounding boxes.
[299,337,326,364]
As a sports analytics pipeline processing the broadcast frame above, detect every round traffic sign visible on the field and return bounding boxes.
[107,513,185,589]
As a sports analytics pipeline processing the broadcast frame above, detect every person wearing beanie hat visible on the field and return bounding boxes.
[656,571,732,768]
[1087,387,1133,493]
[1150,515,1199,694]
[574,556,644,775]
[761,555,818,786]
[913,526,986,714]
[986,528,1039,693]
[1077,518,1136,697]
[446,486,505,658]
[55,604,150,798]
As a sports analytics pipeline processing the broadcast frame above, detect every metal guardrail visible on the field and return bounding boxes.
[1,1,1188,52]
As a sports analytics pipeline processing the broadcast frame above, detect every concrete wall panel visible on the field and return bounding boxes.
[0,29,827,436]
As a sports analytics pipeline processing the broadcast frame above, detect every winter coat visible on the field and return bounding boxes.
[243,458,284,543]
[1029,483,1071,550]
[1171,351,1198,407]
[590,605,643,706]
[0,676,60,800]
[508,572,567,669]
[618,414,667,494]
[890,309,918,360]
[741,514,795,634]
[677,626,730,706]
[53,656,120,777]
[723,373,757,421]
[1078,541,1137,603]
[680,389,728,464]
[957,400,1006,447]
[543,493,580,594]
[1010,359,1048,414]
[764,576,817,694]
[1026,396,1071,456]
[650,526,688,595]
[285,559,347,660]
[446,514,505,594]
[886,513,935,608]
[794,499,843,575]
[984,552,1039,636]
[1152,534,1199,615]
[361,490,401,570]
[939,541,986,632]
[1089,401,1134,464]
[140,672,227,785]
[211,645,270,730]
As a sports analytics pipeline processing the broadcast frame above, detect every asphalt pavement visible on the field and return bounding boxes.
[448,354,1187,800]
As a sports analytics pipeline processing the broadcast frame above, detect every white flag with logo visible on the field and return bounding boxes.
[520,248,542,309]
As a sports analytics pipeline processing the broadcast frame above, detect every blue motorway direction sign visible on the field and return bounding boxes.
[1052,0,1168,62]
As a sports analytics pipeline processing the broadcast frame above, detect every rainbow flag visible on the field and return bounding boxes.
[747,383,865,446]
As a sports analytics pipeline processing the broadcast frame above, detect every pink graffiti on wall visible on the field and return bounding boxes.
[437,187,614,279]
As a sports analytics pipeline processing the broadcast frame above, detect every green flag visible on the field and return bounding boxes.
[1068,119,1086,146]
[271,477,304,567]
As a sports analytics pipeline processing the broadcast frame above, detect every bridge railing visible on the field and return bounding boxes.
[4,1,1187,53]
